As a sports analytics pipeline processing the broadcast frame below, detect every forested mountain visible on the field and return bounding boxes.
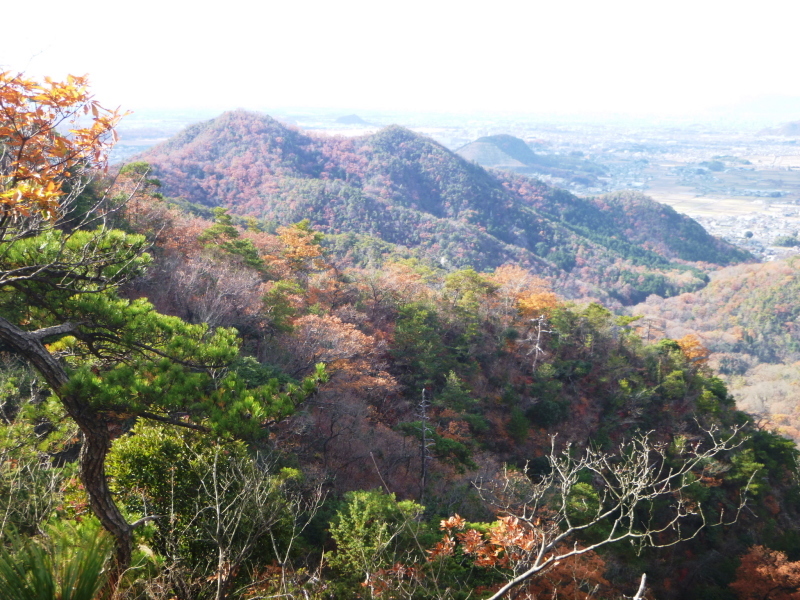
[140,110,751,304]
[456,134,539,168]
[3,73,798,600]
[87,183,800,598]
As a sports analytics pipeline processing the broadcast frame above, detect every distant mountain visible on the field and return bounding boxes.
[336,114,368,125]
[139,110,751,304]
[456,133,607,184]
[457,134,538,168]
[759,120,800,136]
[456,140,527,169]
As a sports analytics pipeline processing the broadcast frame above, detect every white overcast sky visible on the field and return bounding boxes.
[3,0,800,118]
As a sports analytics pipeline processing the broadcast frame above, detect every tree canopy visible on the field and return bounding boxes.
[0,72,324,584]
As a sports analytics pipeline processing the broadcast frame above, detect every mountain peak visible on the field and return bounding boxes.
[370,124,428,144]
[457,134,538,169]
[336,113,368,125]
[137,116,749,303]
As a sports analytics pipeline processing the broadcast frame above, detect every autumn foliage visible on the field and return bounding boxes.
[731,546,800,600]
[0,71,123,219]
[676,333,711,366]
[366,514,612,600]
[81,173,800,599]
[3,74,799,600]
[136,110,749,306]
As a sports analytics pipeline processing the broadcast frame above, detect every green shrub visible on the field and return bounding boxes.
[329,489,423,584]
[0,522,111,600]
[525,399,569,427]
[774,235,800,247]
[507,407,529,441]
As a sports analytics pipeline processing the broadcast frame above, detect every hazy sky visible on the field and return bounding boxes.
[3,0,800,118]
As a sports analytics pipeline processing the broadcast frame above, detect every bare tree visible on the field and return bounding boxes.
[520,315,553,370]
[186,448,324,600]
[417,389,433,504]
[358,428,747,600]
[472,427,748,600]
[240,479,325,599]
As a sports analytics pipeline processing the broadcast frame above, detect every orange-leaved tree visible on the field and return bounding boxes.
[268,218,329,280]
[0,71,122,228]
[0,73,325,591]
[730,546,800,600]
[676,333,711,367]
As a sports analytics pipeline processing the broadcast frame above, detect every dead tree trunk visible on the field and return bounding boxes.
[417,389,432,504]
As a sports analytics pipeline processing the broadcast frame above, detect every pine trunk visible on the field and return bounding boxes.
[79,415,133,583]
[0,317,134,584]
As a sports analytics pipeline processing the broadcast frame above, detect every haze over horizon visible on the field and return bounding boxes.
[4,0,800,125]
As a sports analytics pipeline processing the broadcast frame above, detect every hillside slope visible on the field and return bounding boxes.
[631,257,800,439]
[139,110,751,303]
[111,187,800,600]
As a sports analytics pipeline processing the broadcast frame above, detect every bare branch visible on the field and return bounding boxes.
[632,573,647,600]
[477,427,747,600]
[130,515,162,529]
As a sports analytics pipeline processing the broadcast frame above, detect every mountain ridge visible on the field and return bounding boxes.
[138,110,751,303]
